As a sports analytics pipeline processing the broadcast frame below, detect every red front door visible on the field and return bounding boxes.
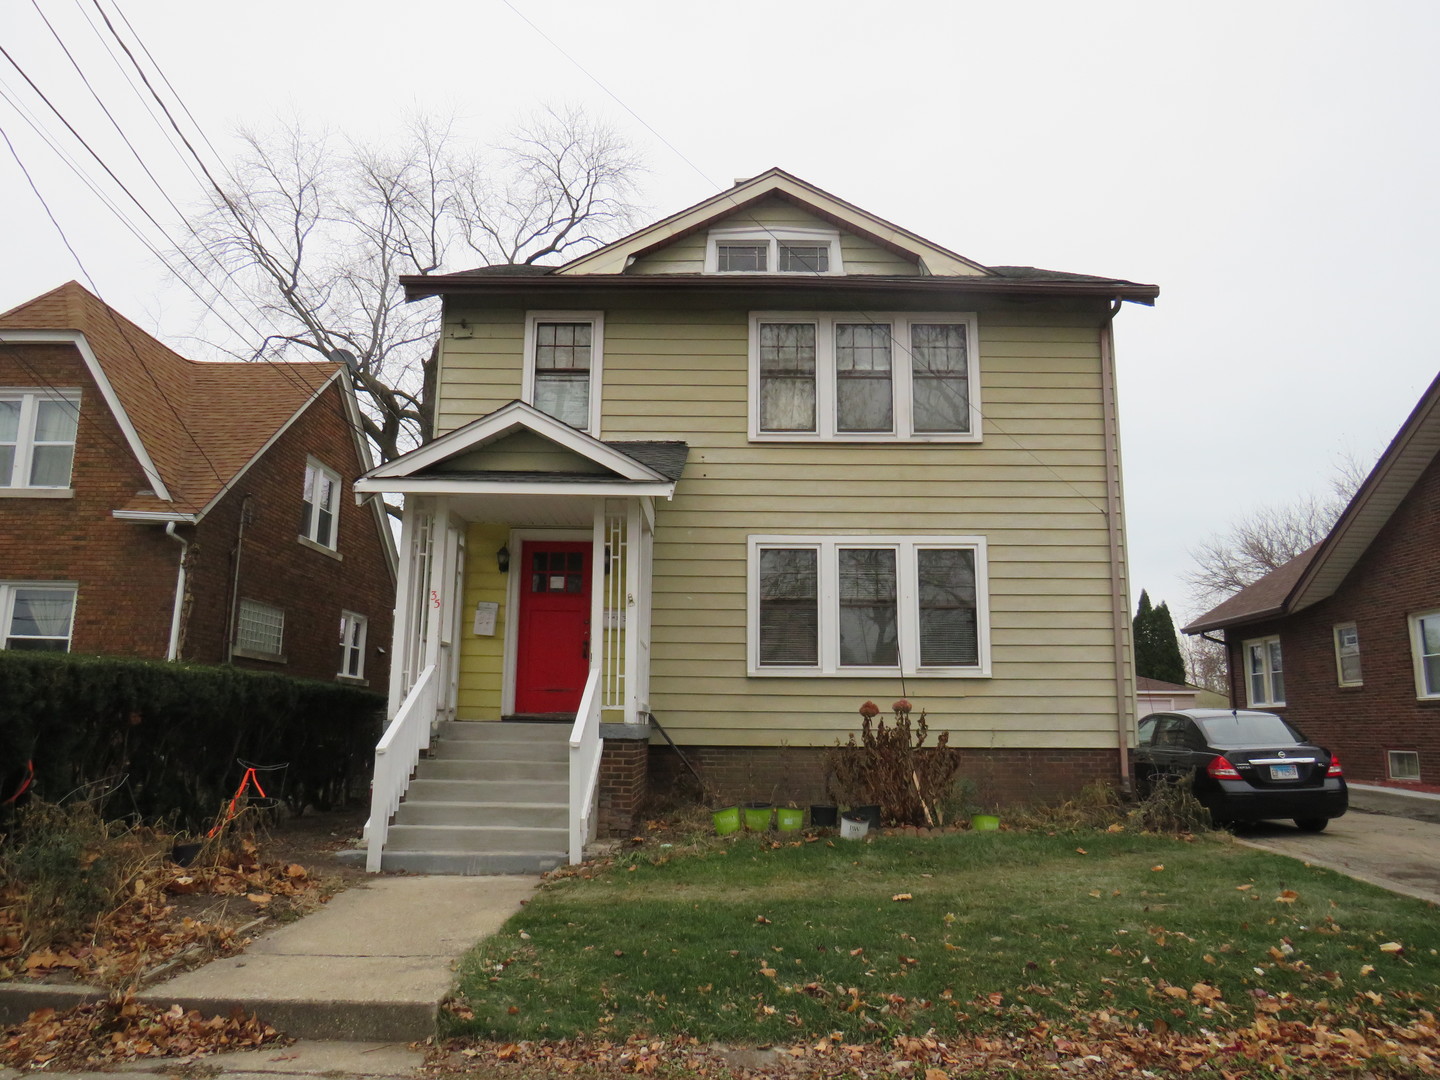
[514,541,592,715]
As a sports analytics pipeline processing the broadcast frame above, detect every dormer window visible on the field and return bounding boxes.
[705,227,843,275]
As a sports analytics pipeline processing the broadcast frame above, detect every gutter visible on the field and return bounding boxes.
[1099,300,1134,793]
[163,522,189,661]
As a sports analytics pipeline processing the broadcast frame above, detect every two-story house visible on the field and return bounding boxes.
[355,169,1158,873]
[0,282,396,686]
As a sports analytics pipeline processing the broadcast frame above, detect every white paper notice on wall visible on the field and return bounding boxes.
[473,601,498,636]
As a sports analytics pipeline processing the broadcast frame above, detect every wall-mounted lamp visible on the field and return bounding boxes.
[496,544,510,573]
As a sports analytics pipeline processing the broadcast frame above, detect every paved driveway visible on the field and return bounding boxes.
[1235,810,1440,905]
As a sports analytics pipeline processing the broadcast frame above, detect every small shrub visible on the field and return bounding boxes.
[1129,772,1213,834]
[826,700,962,827]
[1011,778,1212,835]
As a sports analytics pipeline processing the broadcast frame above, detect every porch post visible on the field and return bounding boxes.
[590,498,606,682]
[387,497,421,719]
[624,499,642,725]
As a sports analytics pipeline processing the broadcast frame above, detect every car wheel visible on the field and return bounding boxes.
[1293,818,1329,833]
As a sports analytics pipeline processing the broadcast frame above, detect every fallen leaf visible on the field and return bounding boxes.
[892,894,913,902]
[246,893,272,905]
[1075,848,1088,855]
[1150,865,1165,872]
[1360,964,1376,975]
[1379,941,1404,953]
[1275,889,1299,903]
[1236,884,1254,891]
[755,915,772,924]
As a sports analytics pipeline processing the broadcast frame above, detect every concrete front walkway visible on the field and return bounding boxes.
[139,875,537,1041]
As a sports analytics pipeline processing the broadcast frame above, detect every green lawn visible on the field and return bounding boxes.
[448,829,1440,1044]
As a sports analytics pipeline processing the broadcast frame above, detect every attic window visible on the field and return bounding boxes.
[705,227,843,275]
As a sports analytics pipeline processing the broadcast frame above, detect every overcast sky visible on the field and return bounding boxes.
[3,0,1437,629]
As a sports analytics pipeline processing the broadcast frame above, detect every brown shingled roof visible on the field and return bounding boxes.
[1182,543,1323,634]
[0,282,339,515]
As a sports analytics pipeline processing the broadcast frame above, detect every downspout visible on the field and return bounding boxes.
[225,495,253,660]
[163,522,189,661]
[1100,300,1134,793]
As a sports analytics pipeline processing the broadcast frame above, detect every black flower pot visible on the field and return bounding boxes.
[852,804,882,828]
[809,804,838,828]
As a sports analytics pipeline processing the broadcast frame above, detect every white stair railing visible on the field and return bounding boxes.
[568,667,603,864]
[365,663,438,872]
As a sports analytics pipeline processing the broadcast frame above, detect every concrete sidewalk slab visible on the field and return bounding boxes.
[137,875,537,1042]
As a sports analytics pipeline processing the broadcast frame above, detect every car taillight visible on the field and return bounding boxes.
[1207,755,1241,780]
[1327,755,1343,777]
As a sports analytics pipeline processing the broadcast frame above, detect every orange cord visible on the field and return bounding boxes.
[206,766,268,838]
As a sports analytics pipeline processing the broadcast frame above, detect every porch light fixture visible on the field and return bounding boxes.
[496,544,510,573]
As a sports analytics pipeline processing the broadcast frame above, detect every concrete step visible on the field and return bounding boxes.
[415,758,567,783]
[430,737,569,763]
[393,800,567,828]
[384,823,567,854]
[372,850,566,875]
[404,778,568,803]
[437,721,571,744]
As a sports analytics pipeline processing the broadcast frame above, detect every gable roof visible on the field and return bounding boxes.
[1184,370,1440,634]
[356,400,686,497]
[0,282,343,516]
[400,169,1159,305]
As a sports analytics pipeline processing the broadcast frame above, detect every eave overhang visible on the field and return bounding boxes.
[400,273,1159,307]
[354,476,677,499]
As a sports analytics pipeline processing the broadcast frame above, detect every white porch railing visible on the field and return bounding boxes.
[365,663,438,873]
[568,667,603,864]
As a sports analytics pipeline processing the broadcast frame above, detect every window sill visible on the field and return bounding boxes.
[335,674,369,687]
[297,535,343,561]
[749,433,981,445]
[232,648,287,664]
[0,487,73,499]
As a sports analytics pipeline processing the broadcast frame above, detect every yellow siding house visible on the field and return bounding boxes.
[355,170,1158,873]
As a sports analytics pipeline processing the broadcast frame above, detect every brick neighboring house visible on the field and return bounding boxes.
[1183,370,1440,785]
[0,282,396,685]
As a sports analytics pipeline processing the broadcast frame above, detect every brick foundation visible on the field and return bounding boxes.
[597,738,650,836]
[645,743,1123,815]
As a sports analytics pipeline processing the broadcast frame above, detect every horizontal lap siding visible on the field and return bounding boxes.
[435,312,525,435]
[601,307,1124,748]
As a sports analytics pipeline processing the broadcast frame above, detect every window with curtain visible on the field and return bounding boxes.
[750,536,989,676]
[1244,636,1285,706]
[526,313,603,432]
[1,583,75,651]
[835,324,894,433]
[1411,612,1440,699]
[0,390,79,489]
[758,323,817,433]
[302,459,339,549]
[339,611,367,678]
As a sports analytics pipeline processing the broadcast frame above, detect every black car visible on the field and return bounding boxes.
[1134,709,1348,831]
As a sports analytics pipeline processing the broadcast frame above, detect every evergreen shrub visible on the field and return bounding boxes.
[0,652,383,827]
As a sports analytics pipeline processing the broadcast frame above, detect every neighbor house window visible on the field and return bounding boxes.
[750,313,979,441]
[301,459,340,549]
[339,611,367,679]
[0,389,79,490]
[1244,635,1285,706]
[749,535,989,676]
[1,582,75,651]
[1333,623,1362,686]
[1410,611,1440,700]
[236,599,284,659]
[705,227,842,276]
[524,312,603,433]
[1388,750,1421,782]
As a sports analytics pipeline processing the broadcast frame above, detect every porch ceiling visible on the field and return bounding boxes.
[441,491,607,526]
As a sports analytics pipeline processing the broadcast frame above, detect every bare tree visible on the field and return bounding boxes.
[181,107,644,465]
[1181,634,1229,693]
[1182,452,1371,607]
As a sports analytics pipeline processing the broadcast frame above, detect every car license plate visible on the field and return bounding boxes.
[1269,764,1299,781]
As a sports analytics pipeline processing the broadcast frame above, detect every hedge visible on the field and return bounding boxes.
[0,651,385,829]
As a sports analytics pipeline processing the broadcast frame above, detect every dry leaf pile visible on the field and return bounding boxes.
[1,995,288,1070]
[1,836,321,987]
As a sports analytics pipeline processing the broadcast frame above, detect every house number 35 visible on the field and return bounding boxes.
[431,589,441,608]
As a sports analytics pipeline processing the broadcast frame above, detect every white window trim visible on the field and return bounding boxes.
[746,534,991,678]
[704,226,844,275]
[1243,634,1285,707]
[1333,622,1362,686]
[0,387,80,491]
[522,311,604,436]
[1409,610,1440,700]
[301,457,341,550]
[747,312,982,443]
[339,610,368,680]
[0,581,77,651]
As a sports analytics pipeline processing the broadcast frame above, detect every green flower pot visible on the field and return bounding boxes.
[743,804,773,831]
[775,807,803,831]
[971,813,1000,831]
[712,806,740,835]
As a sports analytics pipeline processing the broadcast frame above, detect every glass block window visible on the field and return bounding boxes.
[237,599,284,657]
[1388,751,1421,781]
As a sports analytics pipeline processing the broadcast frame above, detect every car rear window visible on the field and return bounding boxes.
[1196,713,1304,748]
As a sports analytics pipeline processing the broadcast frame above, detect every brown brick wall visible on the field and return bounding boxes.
[646,743,1122,811]
[1222,452,1440,783]
[0,343,394,686]
[597,738,649,835]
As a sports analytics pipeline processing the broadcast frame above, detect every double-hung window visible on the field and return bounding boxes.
[301,459,340,550]
[1243,635,1285,706]
[748,535,990,677]
[339,611,367,679]
[1410,611,1440,700]
[524,312,603,433]
[750,313,979,441]
[1333,623,1362,686]
[706,227,842,275]
[1,582,76,651]
[0,389,79,491]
